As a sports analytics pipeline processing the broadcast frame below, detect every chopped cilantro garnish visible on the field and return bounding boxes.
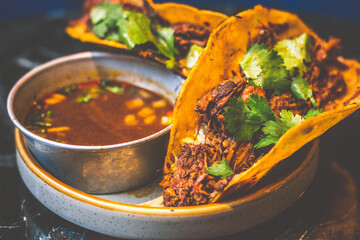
[90,3,177,66]
[105,32,121,41]
[117,11,153,49]
[90,3,123,38]
[90,87,105,93]
[223,95,275,142]
[36,128,46,134]
[34,121,51,127]
[105,86,124,94]
[157,27,176,51]
[90,2,111,25]
[305,108,323,119]
[186,44,204,69]
[291,76,317,107]
[46,110,53,118]
[240,43,291,95]
[247,94,276,122]
[157,27,178,60]
[92,21,109,38]
[273,33,312,77]
[34,121,45,127]
[76,94,92,103]
[117,11,177,62]
[165,59,176,70]
[60,85,77,95]
[206,160,234,179]
[255,109,304,148]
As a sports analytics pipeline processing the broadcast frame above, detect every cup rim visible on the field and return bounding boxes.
[7,51,175,150]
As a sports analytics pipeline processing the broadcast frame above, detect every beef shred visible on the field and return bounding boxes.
[305,37,347,106]
[269,92,312,116]
[172,23,210,56]
[249,22,289,48]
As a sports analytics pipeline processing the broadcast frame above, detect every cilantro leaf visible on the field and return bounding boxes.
[223,95,274,142]
[117,11,152,49]
[157,27,178,60]
[280,109,304,127]
[90,2,110,24]
[305,108,323,119]
[90,3,123,38]
[291,76,317,107]
[116,11,176,62]
[255,109,304,148]
[186,44,204,69]
[247,94,276,122]
[105,32,121,41]
[254,134,279,149]
[224,97,262,142]
[92,21,109,38]
[206,160,234,179]
[273,33,312,77]
[90,3,178,64]
[157,27,175,51]
[240,43,291,95]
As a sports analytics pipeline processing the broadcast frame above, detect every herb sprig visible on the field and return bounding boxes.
[206,160,234,179]
[90,2,178,68]
[223,95,275,142]
[224,94,306,148]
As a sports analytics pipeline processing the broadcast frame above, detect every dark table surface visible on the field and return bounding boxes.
[0,6,360,240]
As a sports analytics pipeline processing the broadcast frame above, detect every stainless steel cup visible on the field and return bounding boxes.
[7,52,183,194]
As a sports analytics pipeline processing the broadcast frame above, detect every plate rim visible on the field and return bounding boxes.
[15,128,319,216]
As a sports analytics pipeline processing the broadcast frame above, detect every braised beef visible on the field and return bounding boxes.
[230,141,255,173]
[312,36,342,64]
[269,92,312,116]
[161,143,221,206]
[305,37,347,106]
[172,23,210,56]
[249,22,288,48]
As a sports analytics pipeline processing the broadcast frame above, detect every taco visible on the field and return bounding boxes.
[66,0,227,76]
[160,5,360,206]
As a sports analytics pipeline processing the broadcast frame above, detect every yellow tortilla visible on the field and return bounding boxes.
[164,5,360,203]
[66,0,227,75]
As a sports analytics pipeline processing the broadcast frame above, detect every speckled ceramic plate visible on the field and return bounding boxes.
[16,129,319,239]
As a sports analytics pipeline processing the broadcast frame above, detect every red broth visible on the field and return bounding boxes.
[24,80,173,146]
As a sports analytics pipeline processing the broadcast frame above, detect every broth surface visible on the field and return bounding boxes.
[25,80,173,145]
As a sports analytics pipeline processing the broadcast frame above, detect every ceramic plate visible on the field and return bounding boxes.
[16,129,319,239]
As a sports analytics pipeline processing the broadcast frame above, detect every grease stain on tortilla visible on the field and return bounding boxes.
[303,126,314,134]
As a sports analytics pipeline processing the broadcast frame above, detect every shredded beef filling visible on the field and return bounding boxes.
[305,37,347,106]
[249,22,289,48]
[269,92,312,116]
[172,22,209,56]
[161,22,348,207]
[162,143,221,207]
